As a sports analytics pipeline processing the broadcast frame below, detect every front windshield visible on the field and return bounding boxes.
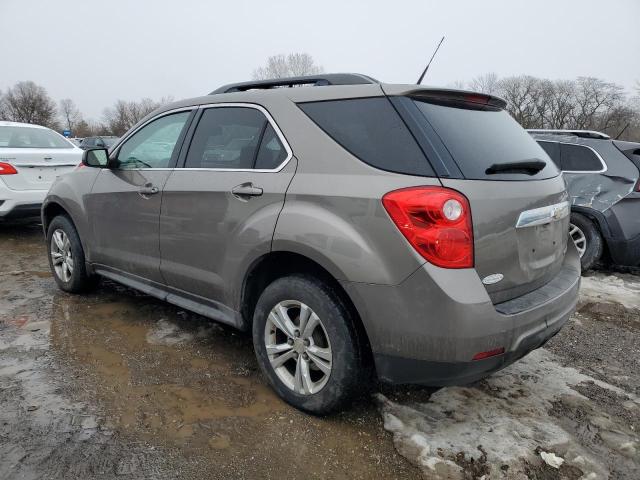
[0,126,73,148]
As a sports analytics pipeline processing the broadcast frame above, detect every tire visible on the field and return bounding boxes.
[252,275,364,414]
[46,215,96,293]
[569,212,603,271]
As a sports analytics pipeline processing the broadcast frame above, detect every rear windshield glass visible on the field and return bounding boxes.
[0,126,72,149]
[299,98,434,177]
[413,100,559,180]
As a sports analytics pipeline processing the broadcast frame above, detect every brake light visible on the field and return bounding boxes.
[0,162,18,175]
[382,186,474,268]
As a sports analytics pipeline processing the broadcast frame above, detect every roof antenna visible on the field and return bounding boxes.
[417,36,445,85]
[614,122,630,140]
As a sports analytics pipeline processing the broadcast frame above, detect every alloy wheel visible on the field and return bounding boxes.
[569,222,587,258]
[51,229,74,282]
[264,300,332,395]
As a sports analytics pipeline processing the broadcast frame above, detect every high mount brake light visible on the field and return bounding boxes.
[0,162,18,175]
[382,186,474,269]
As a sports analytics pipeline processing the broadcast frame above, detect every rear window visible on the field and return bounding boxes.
[413,100,559,180]
[298,98,434,177]
[0,126,72,149]
[560,144,605,172]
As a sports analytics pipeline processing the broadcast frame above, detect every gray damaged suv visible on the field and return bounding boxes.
[42,74,580,413]
[529,129,640,270]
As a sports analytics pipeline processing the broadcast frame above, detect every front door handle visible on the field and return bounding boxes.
[231,183,263,199]
[139,183,159,197]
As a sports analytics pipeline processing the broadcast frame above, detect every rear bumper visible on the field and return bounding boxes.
[342,240,580,386]
[0,181,47,218]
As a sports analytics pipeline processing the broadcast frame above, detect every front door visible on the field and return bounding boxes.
[160,105,295,306]
[86,110,193,283]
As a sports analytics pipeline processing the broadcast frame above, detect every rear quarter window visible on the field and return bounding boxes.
[560,144,605,172]
[298,98,434,177]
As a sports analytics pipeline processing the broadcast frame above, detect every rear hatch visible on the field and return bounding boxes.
[387,88,569,303]
[0,125,81,190]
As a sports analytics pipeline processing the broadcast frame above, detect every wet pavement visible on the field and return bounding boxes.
[1,219,639,479]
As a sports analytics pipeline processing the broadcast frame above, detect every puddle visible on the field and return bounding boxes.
[1,221,418,479]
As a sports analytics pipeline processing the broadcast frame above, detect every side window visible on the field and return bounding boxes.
[255,124,288,169]
[560,144,604,172]
[299,98,434,177]
[116,112,191,169]
[185,107,267,169]
[83,138,95,147]
[537,141,561,169]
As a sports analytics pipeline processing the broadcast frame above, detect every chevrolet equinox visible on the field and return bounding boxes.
[42,74,580,413]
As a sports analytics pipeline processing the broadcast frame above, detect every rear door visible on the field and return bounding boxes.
[85,110,194,283]
[159,104,295,307]
[0,125,80,191]
[392,92,568,303]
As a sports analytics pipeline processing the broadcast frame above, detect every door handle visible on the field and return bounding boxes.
[139,183,159,197]
[231,183,263,199]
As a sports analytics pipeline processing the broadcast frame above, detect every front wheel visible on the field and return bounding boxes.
[252,275,364,414]
[569,213,603,271]
[47,215,96,293]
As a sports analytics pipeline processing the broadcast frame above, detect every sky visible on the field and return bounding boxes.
[1,0,638,121]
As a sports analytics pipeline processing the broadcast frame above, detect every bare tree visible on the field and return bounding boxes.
[497,75,542,128]
[59,98,81,132]
[102,96,172,136]
[252,53,323,80]
[0,81,58,128]
[469,73,499,95]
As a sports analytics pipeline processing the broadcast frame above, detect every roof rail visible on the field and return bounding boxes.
[210,73,379,94]
[527,129,610,140]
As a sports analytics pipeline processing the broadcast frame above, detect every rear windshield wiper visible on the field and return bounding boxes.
[485,160,546,176]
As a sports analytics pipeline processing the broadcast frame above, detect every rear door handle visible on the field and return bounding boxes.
[139,183,159,197]
[231,183,263,199]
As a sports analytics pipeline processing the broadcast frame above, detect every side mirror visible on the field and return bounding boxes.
[82,148,109,168]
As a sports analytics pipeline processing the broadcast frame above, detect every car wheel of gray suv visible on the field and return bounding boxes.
[252,275,363,414]
[570,213,603,271]
[47,215,96,293]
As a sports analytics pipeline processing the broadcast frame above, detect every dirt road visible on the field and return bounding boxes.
[1,219,638,479]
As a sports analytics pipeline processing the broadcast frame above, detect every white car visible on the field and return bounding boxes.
[0,121,82,219]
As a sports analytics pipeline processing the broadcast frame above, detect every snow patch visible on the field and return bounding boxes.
[540,451,564,469]
[377,348,638,478]
[579,272,640,310]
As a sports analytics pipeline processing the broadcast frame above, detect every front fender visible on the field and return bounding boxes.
[42,168,101,261]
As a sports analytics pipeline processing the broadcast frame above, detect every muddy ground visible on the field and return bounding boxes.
[1,219,639,479]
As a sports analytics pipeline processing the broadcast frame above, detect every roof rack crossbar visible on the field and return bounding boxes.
[527,129,610,140]
[210,73,379,95]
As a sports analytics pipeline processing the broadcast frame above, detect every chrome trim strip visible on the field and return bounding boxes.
[535,140,608,174]
[516,200,570,229]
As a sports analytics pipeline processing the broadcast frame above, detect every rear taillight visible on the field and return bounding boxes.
[382,186,474,268]
[0,162,18,175]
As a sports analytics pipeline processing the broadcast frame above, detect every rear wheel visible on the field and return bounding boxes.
[252,275,363,414]
[47,215,96,293]
[570,213,602,271]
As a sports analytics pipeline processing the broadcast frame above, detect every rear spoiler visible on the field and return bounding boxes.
[404,88,507,111]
